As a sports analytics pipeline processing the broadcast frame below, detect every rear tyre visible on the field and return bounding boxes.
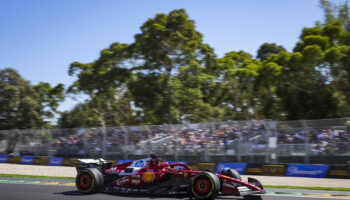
[76,168,103,194]
[220,168,242,181]
[191,171,220,200]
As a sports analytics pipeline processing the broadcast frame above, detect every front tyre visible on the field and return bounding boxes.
[76,168,103,194]
[191,171,220,200]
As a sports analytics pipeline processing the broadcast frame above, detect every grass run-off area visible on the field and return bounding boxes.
[0,173,75,180]
[264,185,350,191]
[0,174,350,191]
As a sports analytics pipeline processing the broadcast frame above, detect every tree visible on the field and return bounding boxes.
[57,103,100,128]
[320,0,349,27]
[68,42,133,127]
[34,82,65,125]
[63,3,350,123]
[257,43,286,61]
[254,0,350,120]
[175,60,224,122]
[131,9,216,124]
[267,50,339,119]
[0,68,64,129]
[254,61,283,119]
[217,51,262,120]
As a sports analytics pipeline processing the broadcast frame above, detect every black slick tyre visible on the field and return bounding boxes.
[191,171,220,200]
[76,168,103,194]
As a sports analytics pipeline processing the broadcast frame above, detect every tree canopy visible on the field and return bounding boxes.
[0,68,64,129]
[59,0,350,127]
[2,0,350,129]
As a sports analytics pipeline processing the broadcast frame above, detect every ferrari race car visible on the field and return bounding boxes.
[75,155,265,200]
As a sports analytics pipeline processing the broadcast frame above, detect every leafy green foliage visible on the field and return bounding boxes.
[34,82,64,119]
[130,9,219,124]
[0,68,64,129]
[67,42,133,127]
[57,103,100,128]
[59,2,350,125]
[257,43,286,61]
[2,1,350,129]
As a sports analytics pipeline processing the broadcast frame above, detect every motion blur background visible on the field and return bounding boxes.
[1,118,350,165]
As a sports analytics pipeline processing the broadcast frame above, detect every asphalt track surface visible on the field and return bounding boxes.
[0,183,349,200]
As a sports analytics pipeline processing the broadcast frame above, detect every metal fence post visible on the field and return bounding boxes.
[64,129,68,158]
[102,127,107,159]
[121,126,128,160]
[267,120,278,164]
[301,120,309,164]
[345,118,350,164]
[145,125,152,154]
[204,123,209,162]
[264,120,269,164]
[18,130,23,155]
[82,128,87,158]
[174,125,179,161]
[33,129,38,156]
[274,122,279,164]
[47,129,52,157]
[0,130,6,154]
[347,122,350,164]
[237,125,241,163]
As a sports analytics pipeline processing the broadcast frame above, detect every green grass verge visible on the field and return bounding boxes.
[264,185,350,191]
[0,174,75,180]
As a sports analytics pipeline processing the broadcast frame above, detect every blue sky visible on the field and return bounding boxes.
[0,0,324,112]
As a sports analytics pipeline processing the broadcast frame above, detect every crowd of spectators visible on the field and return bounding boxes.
[277,127,350,155]
[0,120,349,158]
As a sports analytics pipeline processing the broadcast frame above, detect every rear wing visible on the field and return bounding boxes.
[75,158,112,173]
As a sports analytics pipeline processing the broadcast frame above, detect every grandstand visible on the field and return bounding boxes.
[0,118,349,165]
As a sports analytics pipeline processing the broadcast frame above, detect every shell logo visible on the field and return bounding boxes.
[143,172,154,182]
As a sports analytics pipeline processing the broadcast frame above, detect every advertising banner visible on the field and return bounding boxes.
[0,155,8,163]
[48,157,64,166]
[189,165,199,171]
[33,157,49,165]
[286,164,329,178]
[326,165,349,179]
[198,163,217,171]
[245,163,263,175]
[8,156,21,164]
[20,156,34,165]
[62,158,77,166]
[262,164,286,176]
[216,163,248,175]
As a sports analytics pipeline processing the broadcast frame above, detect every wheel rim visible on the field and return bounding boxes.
[195,178,210,194]
[79,174,92,189]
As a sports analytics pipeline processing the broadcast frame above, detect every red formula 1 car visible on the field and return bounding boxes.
[75,155,265,200]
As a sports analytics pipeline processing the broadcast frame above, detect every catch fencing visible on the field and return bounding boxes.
[0,118,349,165]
